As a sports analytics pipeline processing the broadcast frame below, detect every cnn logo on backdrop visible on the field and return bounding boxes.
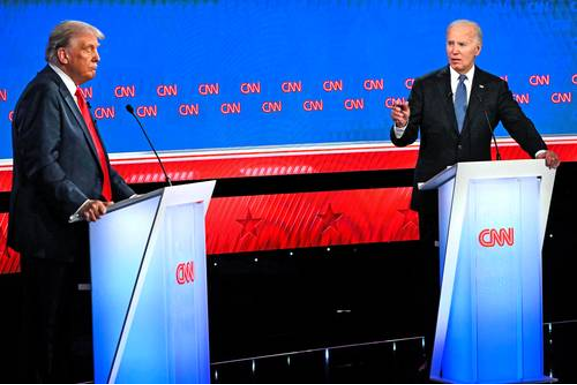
[176,261,195,285]
[478,228,515,248]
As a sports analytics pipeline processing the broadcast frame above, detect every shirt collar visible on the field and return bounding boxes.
[48,62,78,98]
[449,65,476,84]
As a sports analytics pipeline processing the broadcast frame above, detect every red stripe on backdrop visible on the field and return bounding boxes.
[205,187,418,254]
[0,188,417,273]
[0,171,11,192]
[111,140,577,184]
[0,214,20,274]
[1,138,577,191]
[114,146,420,185]
[2,138,577,272]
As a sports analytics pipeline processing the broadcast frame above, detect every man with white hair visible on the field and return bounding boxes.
[8,20,134,382]
[389,19,559,371]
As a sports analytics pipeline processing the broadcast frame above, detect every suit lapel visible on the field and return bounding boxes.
[464,68,486,133]
[43,66,101,163]
[435,67,459,135]
[56,79,101,163]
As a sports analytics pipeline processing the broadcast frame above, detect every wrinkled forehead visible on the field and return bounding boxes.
[446,24,478,42]
[67,31,100,49]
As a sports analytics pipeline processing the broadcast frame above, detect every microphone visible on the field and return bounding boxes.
[125,104,172,186]
[86,101,99,129]
[476,93,502,161]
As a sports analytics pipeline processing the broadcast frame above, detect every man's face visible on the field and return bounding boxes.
[446,24,481,74]
[58,32,100,85]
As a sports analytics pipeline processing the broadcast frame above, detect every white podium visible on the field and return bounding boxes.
[420,160,555,383]
[89,181,215,384]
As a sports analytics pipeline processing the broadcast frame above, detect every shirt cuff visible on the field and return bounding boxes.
[393,124,407,138]
[68,199,90,223]
[535,149,547,158]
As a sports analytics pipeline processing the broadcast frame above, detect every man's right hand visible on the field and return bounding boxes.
[391,102,410,128]
[80,200,113,222]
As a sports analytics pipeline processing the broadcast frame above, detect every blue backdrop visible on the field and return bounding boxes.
[0,0,575,159]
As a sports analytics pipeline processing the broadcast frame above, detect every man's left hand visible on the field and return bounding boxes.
[536,150,560,169]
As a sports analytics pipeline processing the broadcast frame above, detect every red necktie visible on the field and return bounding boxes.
[75,88,112,202]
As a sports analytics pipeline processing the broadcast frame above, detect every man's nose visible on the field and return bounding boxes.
[94,49,100,62]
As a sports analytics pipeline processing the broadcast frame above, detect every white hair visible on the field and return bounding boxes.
[45,20,104,63]
[447,19,483,45]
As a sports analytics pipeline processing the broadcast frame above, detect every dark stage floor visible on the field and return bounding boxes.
[2,320,576,383]
[210,320,577,384]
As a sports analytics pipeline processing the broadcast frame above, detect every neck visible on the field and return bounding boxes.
[51,62,83,86]
[451,65,474,75]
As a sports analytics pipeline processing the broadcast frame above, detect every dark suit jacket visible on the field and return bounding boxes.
[390,66,547,210]
[8,66,135,261]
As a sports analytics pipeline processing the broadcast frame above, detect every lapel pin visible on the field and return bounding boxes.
[479,84,485,89]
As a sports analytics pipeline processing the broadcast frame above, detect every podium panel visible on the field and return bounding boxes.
[90,182,215,384]
[422,160,555,383]
[90,196,161,383]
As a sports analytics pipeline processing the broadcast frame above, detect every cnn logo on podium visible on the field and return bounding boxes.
[176,261,195,285]
[478,228,515,248]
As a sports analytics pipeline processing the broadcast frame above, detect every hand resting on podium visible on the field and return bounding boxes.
[73,199,113,222]
[68,194,139,223]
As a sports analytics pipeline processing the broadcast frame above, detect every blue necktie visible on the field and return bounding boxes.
[454,74,467,133]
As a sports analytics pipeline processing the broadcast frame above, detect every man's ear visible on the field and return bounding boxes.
[475,44,482,57]
[56,47,69,65]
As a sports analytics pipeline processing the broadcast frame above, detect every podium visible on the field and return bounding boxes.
[89,181,216,384]
[420,160,555,383]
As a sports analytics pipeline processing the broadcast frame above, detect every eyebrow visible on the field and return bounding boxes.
[447,38,471,43]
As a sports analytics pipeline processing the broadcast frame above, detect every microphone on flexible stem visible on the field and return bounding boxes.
[125,104,172,186]
[476,94,502,161]
[86,101,99,129]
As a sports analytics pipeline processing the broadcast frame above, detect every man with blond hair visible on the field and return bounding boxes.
[8,20,134,382]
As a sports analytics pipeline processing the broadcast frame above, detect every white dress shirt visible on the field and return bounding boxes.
[449,65,475,105]
[48,63,80,107]
[394,65,476,138]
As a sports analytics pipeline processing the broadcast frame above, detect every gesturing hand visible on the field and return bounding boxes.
[391,102,410,128]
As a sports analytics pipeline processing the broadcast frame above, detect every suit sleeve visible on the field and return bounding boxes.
[14,83,88,217]
[497,80,547,157]
[390,78,423,146]
[109,167,135,201]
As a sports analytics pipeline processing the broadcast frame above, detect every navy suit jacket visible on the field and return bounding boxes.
[8,66,135,261]
[390,66,547,210]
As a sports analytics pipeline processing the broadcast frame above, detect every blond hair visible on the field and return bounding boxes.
[45,20,104,63]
